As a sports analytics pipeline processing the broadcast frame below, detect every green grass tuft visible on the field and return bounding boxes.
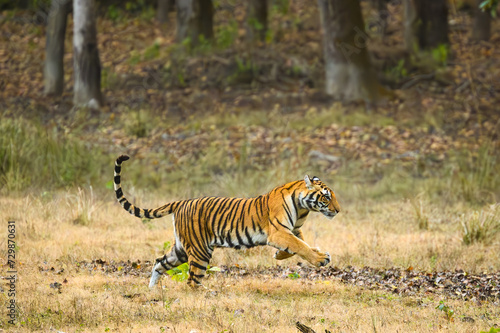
[0,117,102,192]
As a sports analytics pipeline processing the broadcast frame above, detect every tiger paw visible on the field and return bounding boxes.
[313,251,330,267]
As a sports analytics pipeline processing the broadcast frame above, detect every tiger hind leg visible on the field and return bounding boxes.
[149,244,187,288]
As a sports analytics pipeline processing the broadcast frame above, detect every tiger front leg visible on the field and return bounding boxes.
[268,230,330,267]
[274,229,305,260]
[186,249,213,288]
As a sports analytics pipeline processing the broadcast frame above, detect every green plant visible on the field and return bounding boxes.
[166,263,189,282]
[165,263,220,282]
[216,20,238,49]
[123,110,152,138]
[143,41,160,61]
[481,327,500,333]
[435,300,454,322]
[272,0,290,15]
[107,5,121,22]
[431,44,449,67]
[461,204,500,245]
[0,118,101,192]
[388,59,408,80]
[162,241,171,252]
[288,272,300,280]
[227,56,258,85]
[452,144,498,203]
[480,0,499,17]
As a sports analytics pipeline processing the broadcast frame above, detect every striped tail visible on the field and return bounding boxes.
[114,155,180,219]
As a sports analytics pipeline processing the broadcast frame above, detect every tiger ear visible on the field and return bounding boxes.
[304,175,314,190]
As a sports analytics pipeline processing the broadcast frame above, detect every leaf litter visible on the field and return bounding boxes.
[40,259,500,302]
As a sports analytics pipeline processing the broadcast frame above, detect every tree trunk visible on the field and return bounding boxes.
[317,0,380,102]
[403,0,418,52]
[157,0,175,24]
[404,0,449,52]
[246,0,268,42]
[373,0,388,36]
[176,0,213,45]
[18,0,30,9]
[44,0,71,97]
[472,0,491,41]
[73,0,103,108]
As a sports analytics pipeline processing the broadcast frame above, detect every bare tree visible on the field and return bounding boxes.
[404,0,449,52]
[73,0,103,108]
[246,0,268,42]
[317,0,380,102]
[472,0,491,41]
[176,0,213,45]
[157,0,175,24]
[44,0,72,96]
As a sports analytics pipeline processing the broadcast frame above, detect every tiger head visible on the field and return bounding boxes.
[302,175,341,219]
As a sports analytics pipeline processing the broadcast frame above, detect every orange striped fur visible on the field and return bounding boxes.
[114,155,340,288]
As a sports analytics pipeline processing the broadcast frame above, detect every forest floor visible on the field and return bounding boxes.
[1,1,500,332]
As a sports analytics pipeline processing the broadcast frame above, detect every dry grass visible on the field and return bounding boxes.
[0,188,499,332]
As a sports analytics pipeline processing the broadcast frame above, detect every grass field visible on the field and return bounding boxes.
[1,166,499,332]
[2,1,500,332]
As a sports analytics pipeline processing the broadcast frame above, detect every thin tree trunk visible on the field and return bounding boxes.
[198,0,213,41]
[247,0,268,42]
[44,0,71,97]
[318,0,380,102]
[403,0,418,52]
[18,0,30,9]
[472,0,491,41]
[157,0,174,24]
[418,0,448,49]
[73,0,103,108]
[176,0,213,45]
[373,0,388,36]
[405,0,449,52]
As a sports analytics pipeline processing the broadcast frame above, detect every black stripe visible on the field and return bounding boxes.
[226,234,234,247]
[123,201,131,211]
[190,261,206,270]
[175,247,188,262]
[160,261,170,270]
[115,188,123,199]
[235,228,244,247]
[244,227,255,247]
[282,193,293,227]
[155,269,164,275]
[114,175,120,184]
[211,197,231,238]
[114,165,121,174]
[251,216,257,233]
[275,218,289,229]
[191,277,201,285]
[228,199,244,232]
[134,206,141,217]
[218,198,238,236]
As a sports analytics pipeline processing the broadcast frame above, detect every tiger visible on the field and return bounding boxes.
[114,155,341,288]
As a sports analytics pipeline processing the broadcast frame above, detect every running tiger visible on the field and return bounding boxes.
[114,155,341,288]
